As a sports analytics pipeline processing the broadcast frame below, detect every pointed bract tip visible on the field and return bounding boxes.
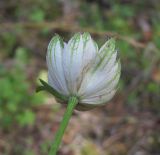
[48,34,64,48]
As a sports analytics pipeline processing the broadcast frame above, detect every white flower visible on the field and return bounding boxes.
[46,33,121,110]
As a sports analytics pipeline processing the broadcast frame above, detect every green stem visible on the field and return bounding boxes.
[49,96,78,155]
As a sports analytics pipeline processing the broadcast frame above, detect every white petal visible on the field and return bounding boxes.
[46,35,69,95]
[78,38,117,95]
[85,56,120,97]
[81,62,119,98]
[80,89,117,105]
[62,33,84,94]
[48,72,61,92]
[82,32,98,68]
[83,64,121,99]
[94,38,116,71]
[99,38,115,54]
[76,33,98,94]
[80,60,120,105]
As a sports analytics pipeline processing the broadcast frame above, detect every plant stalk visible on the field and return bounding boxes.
[49,96,78,155]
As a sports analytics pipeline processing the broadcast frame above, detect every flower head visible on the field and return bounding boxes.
[46,33,121,110]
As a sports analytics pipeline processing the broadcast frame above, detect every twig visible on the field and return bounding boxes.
[103,125,135,148]
[0,22,145,49]
[127,135,150,155]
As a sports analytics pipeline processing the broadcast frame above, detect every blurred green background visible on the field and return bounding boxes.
[0,0,160,155]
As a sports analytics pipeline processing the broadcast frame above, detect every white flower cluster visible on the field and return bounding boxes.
[47,33,121,108]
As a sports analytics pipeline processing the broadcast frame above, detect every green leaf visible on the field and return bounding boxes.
[36,79,68,101]
[29,8,45,22]
[17,110,35,126]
